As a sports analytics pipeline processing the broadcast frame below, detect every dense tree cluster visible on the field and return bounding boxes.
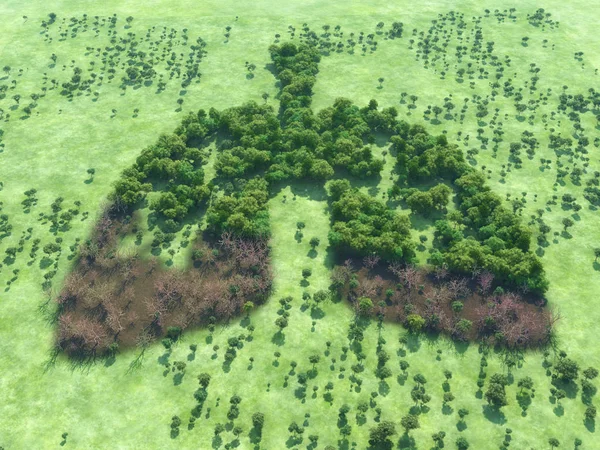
[56,30,554,358]
[390,123,547,294]
[111,114,215,225]
[57,214,272,356]
[333,261,553,348]
[328,180,415,261]
[206,177,270,238]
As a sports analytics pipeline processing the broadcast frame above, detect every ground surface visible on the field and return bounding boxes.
[1,0,600,448]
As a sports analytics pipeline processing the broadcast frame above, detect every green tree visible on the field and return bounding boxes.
[429,183,452,209]
[369,421,396,445]
[406,314,425,333]
[243,301,254,317]
[555,358,579,382]
[518,376,534,394]
[432,431,446,448]
[309,354,320,369]
[252,412,265,430]
[562,217,574,231]
[456,436,470,450]
[358,297,373,316]
[406,190,434,215]
[401,414,420,433]
[275,316,288,331]
[585,405,597,421]
[485,374,508,407]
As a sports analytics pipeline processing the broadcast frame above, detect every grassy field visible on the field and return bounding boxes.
[1,0,600,448]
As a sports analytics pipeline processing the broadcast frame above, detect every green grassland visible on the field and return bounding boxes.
[1,0,600,448]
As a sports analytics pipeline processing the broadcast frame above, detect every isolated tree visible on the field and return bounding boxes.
[400,360,410,373]
[432,431,446,448]
[243,301,254,317]
[288,421,304,438]
[585,405,597,421]
[252,412,265,430]
[313,290,328,305]
[309,237,320,249]
[555,358,579,382]
[406,313,425,333]
[401,414,420,433]
[443,392,455,404]
[456,436,470,450]
[340,424,352,438]
[562,217,574,231]
[584,367,599,380]
[214,423,225,435]
[548,438,560,449]
[369,421,396,445]
[414,373,427,387]
[309,354,320,369]
[518,376,534,394]
[358,297,373,316]
[485,374,508,407]
[275,316,288,331]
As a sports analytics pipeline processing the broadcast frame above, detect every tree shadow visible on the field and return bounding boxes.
[158,351,171,366]
[406,334,421,353]
[378,380,390,396]
[453,340,470,355]
[104,354,116,367]
[482,405,506,424]
[272,331,285,346]
[286,436,303,447]
[397,433,417,449]
[212,435,222,449]
[310,307,325,320]
[174,372,185,385]
[397,374,407,386]
[39,257,54,269]
[585,418,596,432]
[249,427,262,444]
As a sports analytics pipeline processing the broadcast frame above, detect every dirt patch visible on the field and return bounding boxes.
[55,208,272,357]
[331,258,555,348]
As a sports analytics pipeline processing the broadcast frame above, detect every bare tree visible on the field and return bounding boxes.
[363,254,380,269]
